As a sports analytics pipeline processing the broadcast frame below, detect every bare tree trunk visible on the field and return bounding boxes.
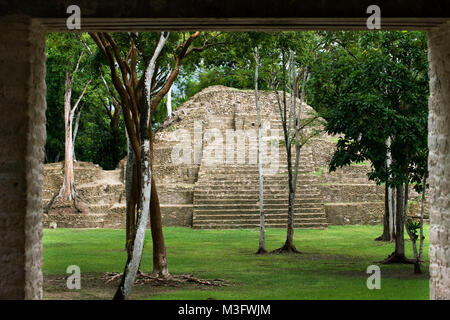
[114,32,169,299]
[150,177,169,277]
[63,84,75,201]
[72,104,83,163]
[387,137,395,242]
[125,130,136,254]
[418,176,426,271]
[45,61,89,213]
[375,183,391,241]
[273,51,307,254]
[395,184,406,256]
[113,157,151,299]
[167,85,172,117]
[254,47,267,255]
[381,183,413,264]
[375,138,392,241]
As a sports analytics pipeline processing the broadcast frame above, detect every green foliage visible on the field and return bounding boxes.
[407,219,423,240]
[309,31,429,187]
[177,32,318,103]
[45,33,127,169]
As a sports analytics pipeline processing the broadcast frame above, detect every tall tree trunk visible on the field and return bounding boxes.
[390,185,396,241]
[72,104,82,163]
[113,32,169,299]
[150,177,169,277]
[417,176,426,273]
[254,47,267,254]
[63,94,75,201]
[45,67,89,213]
[381,183,413,264]
[113,153,151,299]
[167,84,172,117]
[394,184,405,256]
[375,138,392,241]
[404,181,423,274]
[125,130,136,254]
[272,51,308,254]
[375,184,391,241]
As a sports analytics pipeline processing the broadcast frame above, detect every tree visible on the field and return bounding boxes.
[270,40,322,253]
[112,33,169,300]
[90,31,222,296]
[309,31,429,264]
[45,34,127,170]
[253,47,267,254]
[45,34,91,213]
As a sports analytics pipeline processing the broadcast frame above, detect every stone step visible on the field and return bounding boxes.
[194,186,319,192]
[76,183,123,197]
[194,190,321,197]
[193,198,323,204]
[192,222,328,230]
[199,163,311,170]
[193,213,327,221]
[78,193,119,204]
[198,171,312,178]
[193,207,325,214]
[195,179,318,186]
[87,203,112,213]
[197,174,315,180]
[193,203,323,210]
[43,212,124,228]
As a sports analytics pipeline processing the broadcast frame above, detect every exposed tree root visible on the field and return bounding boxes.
[102,272,229,287]
[272,243,301,254]
[380,252,415,264]
[374,235,391,242]
[255,248,268,255]
[45,184,86,214]
[414,261,422,274]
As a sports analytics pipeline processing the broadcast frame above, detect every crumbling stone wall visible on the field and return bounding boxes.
[427,22,450,300]
[0,16,46,300]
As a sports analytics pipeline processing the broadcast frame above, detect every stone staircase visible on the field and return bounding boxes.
[192,115,328,229]
[42,162,126,228]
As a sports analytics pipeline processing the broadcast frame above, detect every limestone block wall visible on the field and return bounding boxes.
[428,22,450,300]
[0,17,46,300]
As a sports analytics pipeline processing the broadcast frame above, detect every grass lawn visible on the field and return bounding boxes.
[42,225,430,300]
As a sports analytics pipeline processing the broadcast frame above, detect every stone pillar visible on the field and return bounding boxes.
[428,22,450,300]
[0,16,46,299]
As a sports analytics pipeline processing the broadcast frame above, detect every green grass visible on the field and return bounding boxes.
[43,225,430,300]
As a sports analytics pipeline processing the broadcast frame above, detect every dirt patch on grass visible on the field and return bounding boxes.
[43,273,225,300]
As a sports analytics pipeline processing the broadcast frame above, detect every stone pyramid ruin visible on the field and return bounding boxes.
[43,85,427,229]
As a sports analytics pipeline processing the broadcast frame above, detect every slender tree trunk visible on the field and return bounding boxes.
[63,96,75,201]
[395,184,405,256]
[150,177,169,277]
[46,70,89,213]
[113,153,151,299]
[72,105,82,163]
[390,185,396,241]
[375,184,391,241]
[254,47,267,254]
[381,183,413,264]
[272,51,308,254]
[125,130,136,254]
[417,176,426,273]
[375,138,393,241]
[404,181,424,274]
[113,33,169,299]
[167,85,172,117]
